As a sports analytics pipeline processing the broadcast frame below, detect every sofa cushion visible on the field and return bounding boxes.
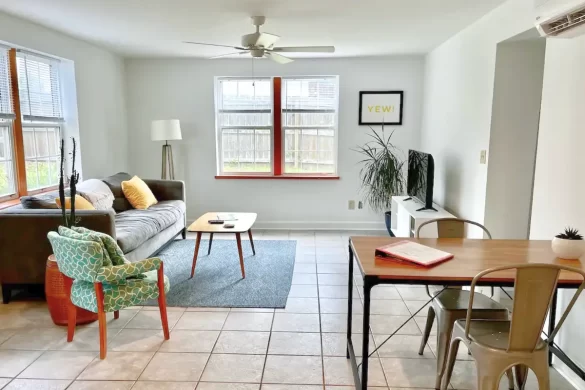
[114,200,185,253]
[77,179,115,210]
[101,172,133,212]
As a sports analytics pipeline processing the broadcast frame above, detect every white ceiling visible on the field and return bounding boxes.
[0,0,507,58]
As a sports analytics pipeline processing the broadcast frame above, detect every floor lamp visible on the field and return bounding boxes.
[151,119,182,180]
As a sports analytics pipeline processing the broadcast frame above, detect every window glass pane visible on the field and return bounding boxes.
[283,77,338,174]
[23,126,61,191]
[23,128,36,158]
[282,78,337,110]
[49,157,59,185]
[0,125,15,197]
[221,128,271,173]
[26,160,39,190]
[219,79,271,111]
[217,78,273,174]
[35,128,50,157]
[284,128,336,174]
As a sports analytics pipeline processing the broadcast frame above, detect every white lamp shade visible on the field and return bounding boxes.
[151,119,182,141]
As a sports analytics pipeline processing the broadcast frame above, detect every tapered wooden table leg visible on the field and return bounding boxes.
[235,233,246,278]
[208,233,214,255]
[248,229,256,256]
[190,232,202,278]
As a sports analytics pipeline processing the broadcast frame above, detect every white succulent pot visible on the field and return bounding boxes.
[551,237,585,260]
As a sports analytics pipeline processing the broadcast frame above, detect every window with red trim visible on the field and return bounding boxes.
[214,76,339,178]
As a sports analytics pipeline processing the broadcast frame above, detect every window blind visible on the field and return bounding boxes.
[16,52,63,122]
[0,47,14,120]
[282,76,338,113]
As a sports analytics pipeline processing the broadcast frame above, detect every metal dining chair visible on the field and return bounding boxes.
[441,264,585,390]
[416,218,513,390]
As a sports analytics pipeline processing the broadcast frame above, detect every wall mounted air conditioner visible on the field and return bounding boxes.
[535,0,585,37]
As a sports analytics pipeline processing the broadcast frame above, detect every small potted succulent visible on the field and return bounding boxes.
[552,227,584,260]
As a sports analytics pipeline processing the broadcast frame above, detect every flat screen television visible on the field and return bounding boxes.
[407,150,436,211]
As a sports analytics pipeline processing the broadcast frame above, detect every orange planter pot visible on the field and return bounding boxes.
[45,255,98,326]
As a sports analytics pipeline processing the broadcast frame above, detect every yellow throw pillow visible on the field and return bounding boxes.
[55,195,95,210]
[121,176,158,210]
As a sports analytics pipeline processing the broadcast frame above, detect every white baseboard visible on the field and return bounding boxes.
[554,360,585,390]
[186,217,386,231]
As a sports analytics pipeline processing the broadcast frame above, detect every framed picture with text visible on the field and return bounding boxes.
[359,91,404,125]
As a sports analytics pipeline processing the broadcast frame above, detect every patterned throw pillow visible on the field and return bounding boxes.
[58,226,113,267]
[71,226,128,266]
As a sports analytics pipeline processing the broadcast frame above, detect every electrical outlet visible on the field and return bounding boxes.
[480,150,487,164]
[358,201,364,209]
[348,200,356,210]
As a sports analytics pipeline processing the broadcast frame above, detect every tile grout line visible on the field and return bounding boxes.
[316,234,327,390]
[192,309,232,385]
[258,301,278,387]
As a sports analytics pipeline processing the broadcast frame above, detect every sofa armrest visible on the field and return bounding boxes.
[0,209,116,284]
[143,179,185,203]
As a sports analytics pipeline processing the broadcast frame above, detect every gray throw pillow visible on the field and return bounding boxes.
[77,179,115,210]
[101,172,133,212]
[20,191,68,209]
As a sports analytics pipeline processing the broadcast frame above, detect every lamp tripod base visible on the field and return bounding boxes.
[161,142,175,180]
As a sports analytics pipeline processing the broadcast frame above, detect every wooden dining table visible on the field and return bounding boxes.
[347,236,585,390]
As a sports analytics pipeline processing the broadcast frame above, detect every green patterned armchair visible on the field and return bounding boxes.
[47,228,170,359]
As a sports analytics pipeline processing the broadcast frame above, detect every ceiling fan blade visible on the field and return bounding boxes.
[184,41,246,50]
[270,46,335,53]
[266,52,294,64]
[255,33,280,48]
[208,52,249,59]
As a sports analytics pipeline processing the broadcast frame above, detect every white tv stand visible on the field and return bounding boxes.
[390,196,456,238]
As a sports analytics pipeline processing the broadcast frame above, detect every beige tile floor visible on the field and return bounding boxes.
[0,230,577,390]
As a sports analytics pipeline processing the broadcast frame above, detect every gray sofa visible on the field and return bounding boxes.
[0,172,186,303]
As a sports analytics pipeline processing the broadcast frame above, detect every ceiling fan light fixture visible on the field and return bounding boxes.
[250,49,265,58]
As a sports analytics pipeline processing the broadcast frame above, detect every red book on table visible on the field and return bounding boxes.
[375,240,454,267]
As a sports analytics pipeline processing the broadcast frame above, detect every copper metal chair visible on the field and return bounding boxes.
[441,264,585,390]
[416,218,512,389]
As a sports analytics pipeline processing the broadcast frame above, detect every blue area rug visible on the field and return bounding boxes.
[144,239,296,308]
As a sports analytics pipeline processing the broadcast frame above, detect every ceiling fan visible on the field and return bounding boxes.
[184,16,335,64]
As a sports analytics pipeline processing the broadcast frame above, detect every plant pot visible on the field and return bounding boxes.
[551,238,585,260]
[46,255,98,326]
[385,211,395,237]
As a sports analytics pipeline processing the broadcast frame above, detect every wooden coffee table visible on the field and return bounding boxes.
[188,212,257,279]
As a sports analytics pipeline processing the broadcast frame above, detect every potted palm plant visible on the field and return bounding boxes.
[355,126,405,236]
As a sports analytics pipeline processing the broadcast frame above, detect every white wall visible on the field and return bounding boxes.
[530,34,585,389]
[484,38,546,239]
[0,11,128,179]
[125,57,424,229]
[420,0,534,230]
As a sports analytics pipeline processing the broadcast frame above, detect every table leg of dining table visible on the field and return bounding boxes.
[346,243,354,359]
[548,288,558,366]
[361,282,372,390]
